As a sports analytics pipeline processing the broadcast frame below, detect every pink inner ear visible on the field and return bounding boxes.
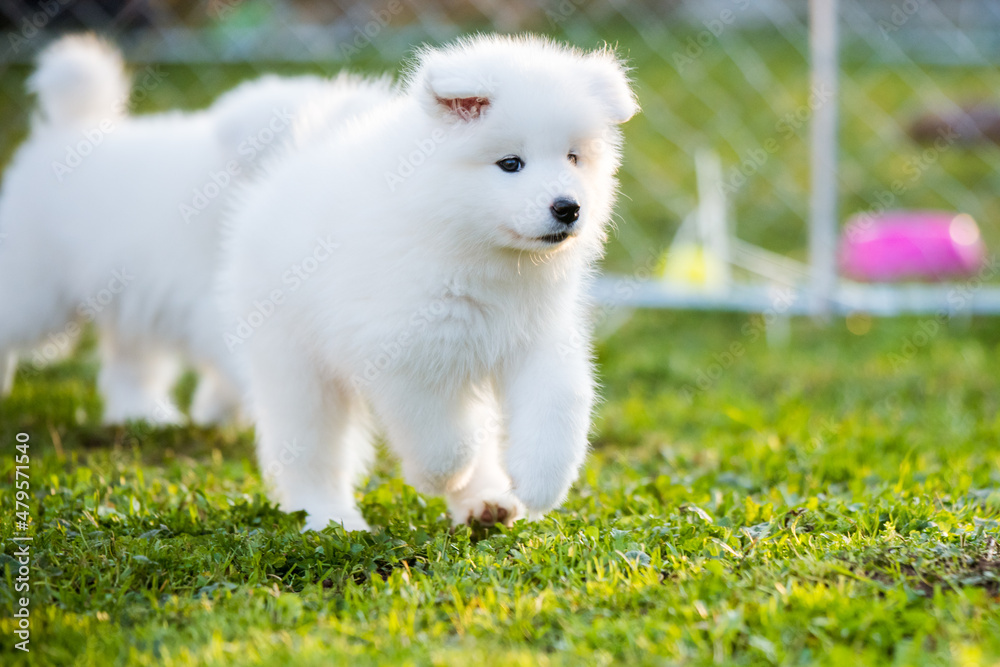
[438,96,490,121]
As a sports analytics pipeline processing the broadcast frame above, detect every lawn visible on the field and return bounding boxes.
[1,19,1000,667]
[1,311,999,665]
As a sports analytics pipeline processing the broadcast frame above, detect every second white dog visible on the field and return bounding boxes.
[0,34,392,424]
[222,34,638,530]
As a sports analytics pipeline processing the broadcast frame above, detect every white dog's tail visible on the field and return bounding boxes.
[27,34,129,126]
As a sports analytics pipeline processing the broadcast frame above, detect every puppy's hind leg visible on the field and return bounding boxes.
[185,300,248,426]
[249,343,373,532]
[98,332,184,425]
[0,351,16,397]
[189,365,243,426]
[0,268,69,397]
[0,265,20,395]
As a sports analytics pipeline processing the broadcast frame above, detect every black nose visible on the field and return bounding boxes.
[550,198,580,225]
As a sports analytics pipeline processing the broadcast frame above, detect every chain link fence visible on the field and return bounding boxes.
[2,0,1000,304]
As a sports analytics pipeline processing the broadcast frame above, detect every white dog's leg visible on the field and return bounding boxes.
[373,381,487,501]
[0,274,63,397]
[186,301,247,426]
[444,428,525,527]
[189,366,243,425]
[250,347,372,532]
[0,351,16,397]
[502,332,594,515]
[98,333,183,425]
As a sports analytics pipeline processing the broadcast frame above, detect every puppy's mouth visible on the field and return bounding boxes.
[503,228,577,249]
[535,231,573,244]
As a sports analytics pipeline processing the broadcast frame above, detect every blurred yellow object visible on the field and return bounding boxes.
[660,243,727,289]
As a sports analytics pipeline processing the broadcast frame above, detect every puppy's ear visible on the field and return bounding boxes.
[419,66,492,122]
[584,52,639,124]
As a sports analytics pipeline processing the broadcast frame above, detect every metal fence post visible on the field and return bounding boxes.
[809,0,840,318]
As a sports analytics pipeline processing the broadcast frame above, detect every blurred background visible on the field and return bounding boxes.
[1,0,999,283]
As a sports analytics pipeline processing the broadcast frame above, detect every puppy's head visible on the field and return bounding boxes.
[408,35,638,257]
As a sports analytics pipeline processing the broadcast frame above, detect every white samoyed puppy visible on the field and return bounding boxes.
[222,34,638,531]
[0,34,392,424]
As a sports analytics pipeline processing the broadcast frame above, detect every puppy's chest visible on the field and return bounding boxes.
[405,282,545,371]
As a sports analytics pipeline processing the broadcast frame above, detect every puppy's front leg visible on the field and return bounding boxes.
[373,383,483,497]
[502,330,594,515]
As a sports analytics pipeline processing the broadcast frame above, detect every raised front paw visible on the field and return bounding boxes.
[506,460,576,515]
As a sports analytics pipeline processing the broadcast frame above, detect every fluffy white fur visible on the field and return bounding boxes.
[0,34,392,424]
[222,34,637,531]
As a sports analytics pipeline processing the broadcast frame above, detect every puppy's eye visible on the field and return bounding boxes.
[568,153,579,165]
[496,156,524,173]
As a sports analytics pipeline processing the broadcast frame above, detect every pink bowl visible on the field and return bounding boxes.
[839,210,986,282]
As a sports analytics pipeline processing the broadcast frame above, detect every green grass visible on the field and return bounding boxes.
[1,311,999,666]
